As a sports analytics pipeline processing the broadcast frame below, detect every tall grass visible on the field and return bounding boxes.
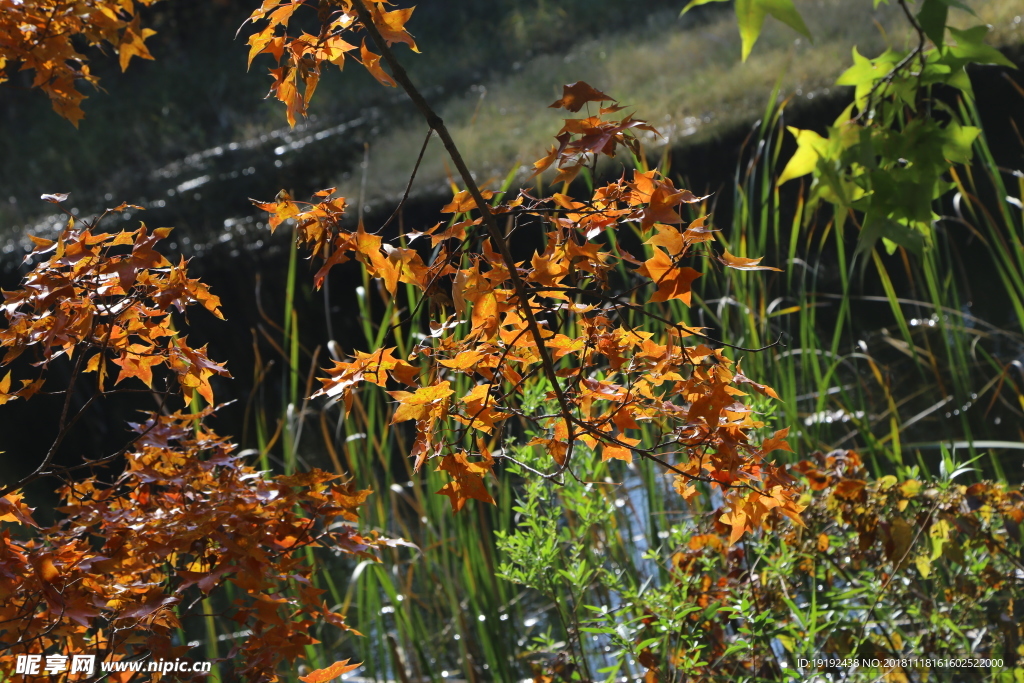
[670,88,1024,481]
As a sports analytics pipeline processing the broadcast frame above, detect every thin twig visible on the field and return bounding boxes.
[856,0,929,122]
[378,128,433,234]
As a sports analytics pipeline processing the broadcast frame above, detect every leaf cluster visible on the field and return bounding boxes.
[0,204,382,680]
[0,0,161,126]
[499,446,1024,682]
[777,2,1015,256]
[1,410,375,680]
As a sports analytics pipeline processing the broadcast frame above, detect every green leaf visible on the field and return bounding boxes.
[836,47,876,88]
[935,0,975,15]
[735,0,766,62]
[736,0,811,62]
[858,214,927,256]
[680,0,728,16]
[945,67,973,93]
[778,127,826,185]
[837,48,903,107]
[915,553,932,578]
[917,0,948,47]
[858,127,878,171]
[761,0,812,38]
[700,600,723,622]
[941,121,980,164]
[946,26,1016,68]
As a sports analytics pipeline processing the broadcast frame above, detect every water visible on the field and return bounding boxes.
[2,110,377,266]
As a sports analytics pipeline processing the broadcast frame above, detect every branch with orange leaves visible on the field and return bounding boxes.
[0,0,162,126]
[246,1,803,532]
[349,0,583,477]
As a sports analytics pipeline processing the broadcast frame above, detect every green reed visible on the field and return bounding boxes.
[676,89,1024,482]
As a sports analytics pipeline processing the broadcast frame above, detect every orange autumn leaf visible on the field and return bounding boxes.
[0,493,39,527]
[549,81,613,112]
[33,556,59,584]
[360,39,396,87]
[112,349,165,388]
[456,383,511,434]
[719,508,749,546]
[299,659,361,683]
[718,250,783,272]
[1,0,162,125]
[441,189,495,214]
[834,478,867,501]
[638,248,702,304]
[0,0,831,675]
[243,75,801,553]
[0,370,13,405]
[370,4,419,52]
[389,382,453,424]
[117,16,157,72]
[269,66,303,127]
[602,436,641,463]
[761,428,793,454]
[439,350,488,372]
[435,451,495,512]
[247,26,277,68]
[645,223,686,256]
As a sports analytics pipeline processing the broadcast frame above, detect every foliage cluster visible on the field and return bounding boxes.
[0,207,380,680]
[497,435,1024,680]
[0,0,161,126]
[1,0,1023,681]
